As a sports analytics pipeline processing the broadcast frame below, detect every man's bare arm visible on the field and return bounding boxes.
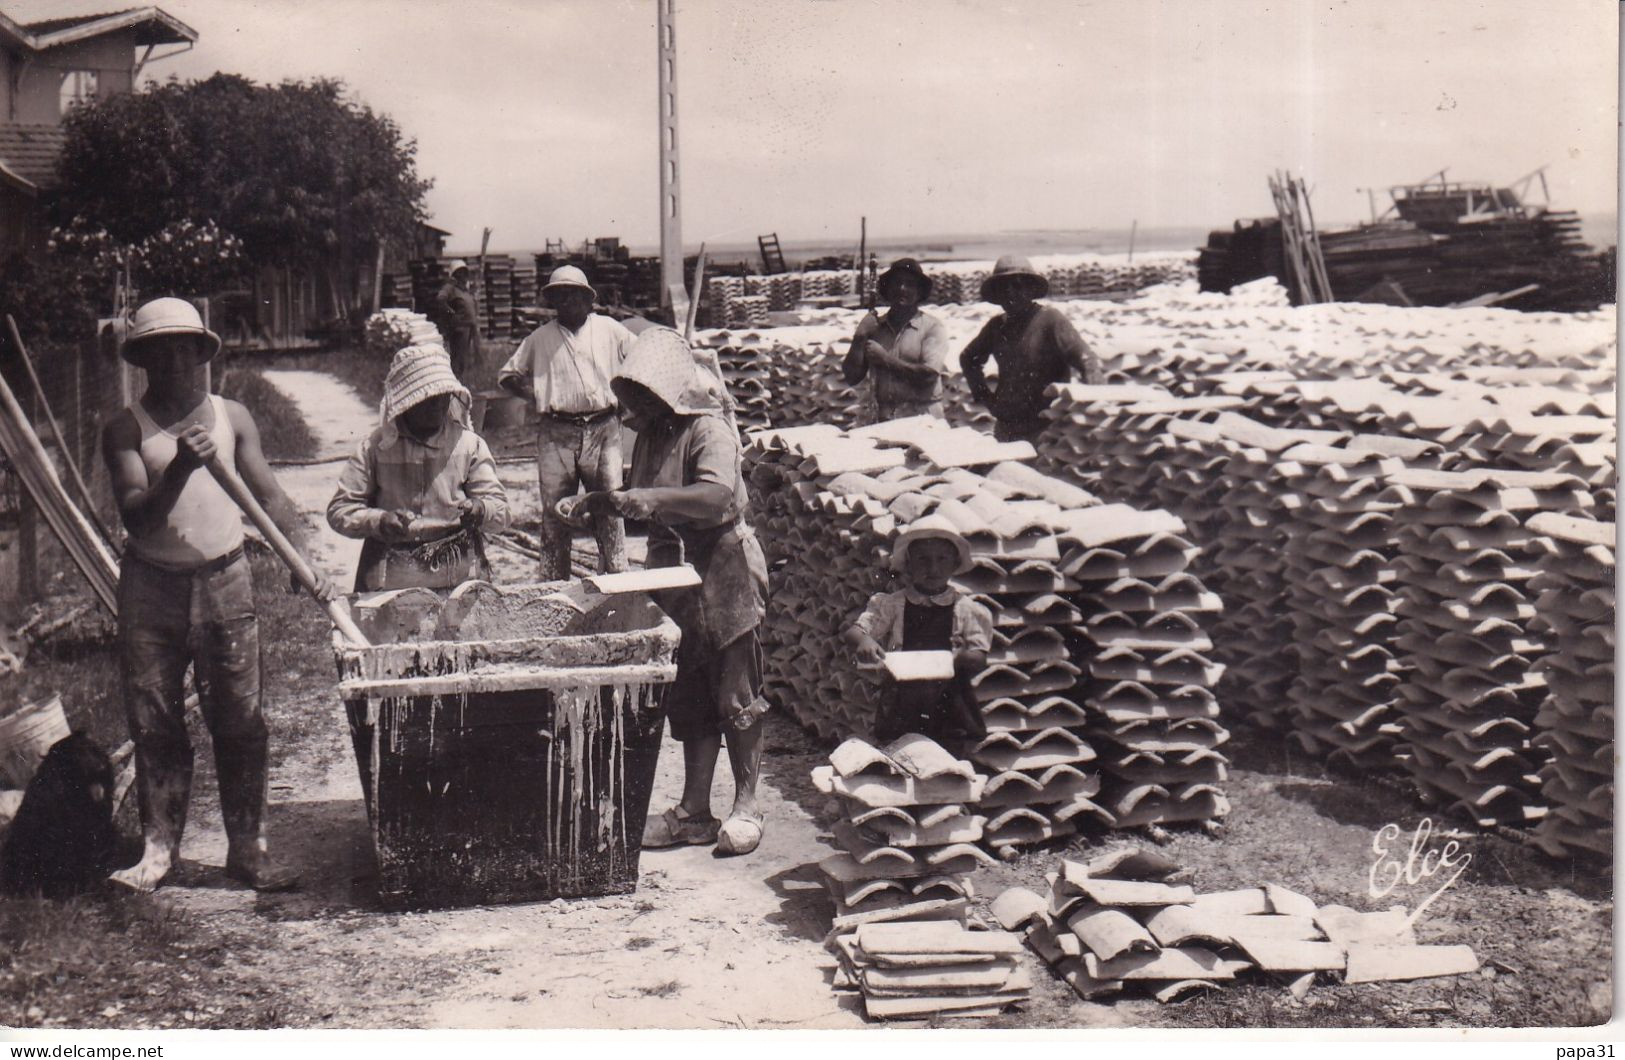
[101,411,197,538]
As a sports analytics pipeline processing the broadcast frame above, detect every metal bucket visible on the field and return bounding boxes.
[0,694,70,789]
[334,583,680,910]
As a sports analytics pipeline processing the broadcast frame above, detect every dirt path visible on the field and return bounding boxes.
[154,367,870,1028]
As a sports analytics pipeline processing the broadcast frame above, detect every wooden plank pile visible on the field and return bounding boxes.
[997,847,1480,1004]
[480,254,514,339]
[1525,512,1615,861]
[1384,468,1595,828]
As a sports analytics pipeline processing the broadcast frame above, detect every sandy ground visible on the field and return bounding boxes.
[152,370,871,1029]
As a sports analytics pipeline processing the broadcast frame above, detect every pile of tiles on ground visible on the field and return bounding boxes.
[1280,440,1443,768]
[1383,468,1596,828]
[726,294,770,328]
[745,419,1229,840]
[994,846,1479,1003]
[1053,504,1231,829]
[1525,512,1615,861]
[1036,397,1332,731]
[813,734,1029,1020]
[812,735,993,920]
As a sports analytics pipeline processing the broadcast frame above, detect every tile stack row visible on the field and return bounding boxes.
[813,735,1030,1021]
[745,419,1230,842]
[1525,512,1615,862]
[1280,440,1437,768]
[1054,505,1231,830]
[693,337,774,433]
[994,847,1479,1004]
[1385,468,1595,828]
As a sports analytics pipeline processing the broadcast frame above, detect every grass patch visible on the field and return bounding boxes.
[215,367,319,462]
[634,980,682,998]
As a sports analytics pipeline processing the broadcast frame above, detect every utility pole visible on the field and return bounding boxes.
[657,0,687,326]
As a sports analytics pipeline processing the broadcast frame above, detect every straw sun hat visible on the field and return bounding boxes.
[378,344,471,438]
[890,514,973,575]
[979,254,1050,302]
[120,297,222,367]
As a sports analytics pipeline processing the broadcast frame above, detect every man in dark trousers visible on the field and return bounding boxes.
[433,259,481,380]
[101,297,337,893]
[959,254,1103,442]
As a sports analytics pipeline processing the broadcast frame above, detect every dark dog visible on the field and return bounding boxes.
[0,732,121,899]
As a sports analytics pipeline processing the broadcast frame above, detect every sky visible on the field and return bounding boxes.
[8,0,1619,252]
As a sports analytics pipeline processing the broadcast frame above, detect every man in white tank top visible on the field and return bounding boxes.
[100,298,336,893]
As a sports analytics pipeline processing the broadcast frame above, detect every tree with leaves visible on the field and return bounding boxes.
[50,73,432,315]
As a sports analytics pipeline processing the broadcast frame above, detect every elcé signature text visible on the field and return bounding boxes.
[1368,817,1472,929]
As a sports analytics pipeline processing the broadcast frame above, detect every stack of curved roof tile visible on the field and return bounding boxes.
[812,735,993,920]
[1279,443,1421,768]
[1525,512,1615,862]
[1383,468,1595,828]
[1054,504,1230,830]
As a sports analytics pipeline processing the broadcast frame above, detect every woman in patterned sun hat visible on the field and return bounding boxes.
[572,326,769,857]
[327,343,510,592]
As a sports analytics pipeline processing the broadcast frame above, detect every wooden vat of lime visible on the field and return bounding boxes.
[333,581,679,910]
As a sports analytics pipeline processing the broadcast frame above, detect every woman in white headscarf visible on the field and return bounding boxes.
[573,327,768,857]
[327,344,510,592]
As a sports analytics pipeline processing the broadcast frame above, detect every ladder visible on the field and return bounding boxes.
[758,233,787,275]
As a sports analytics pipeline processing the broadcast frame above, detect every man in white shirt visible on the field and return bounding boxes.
[498,266,633,578]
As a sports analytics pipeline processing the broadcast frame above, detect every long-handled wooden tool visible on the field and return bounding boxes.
[204,456,370,647]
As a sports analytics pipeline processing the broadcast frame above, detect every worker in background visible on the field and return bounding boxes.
[327,344,510,592]
[101,297,338,893]
[498,266,633,581]
[573,327,768,857]
[959,254,1103,443]
[843,515,991,756]
[841,257,950,422]
[433,259,481,380]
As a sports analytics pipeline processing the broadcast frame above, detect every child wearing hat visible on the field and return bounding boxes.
[328,344,510,592]
[842,515,992,753]
[101,297,338,893]
[841,258,950,423]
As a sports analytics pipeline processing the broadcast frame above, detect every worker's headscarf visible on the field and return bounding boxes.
[378,343,471,447]
[613,327,737,428]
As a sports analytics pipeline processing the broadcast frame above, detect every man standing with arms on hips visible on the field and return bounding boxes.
[101,297,337,893]
[498,265,633,579]
[959,255,1103,443]
[433,259,481,380]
